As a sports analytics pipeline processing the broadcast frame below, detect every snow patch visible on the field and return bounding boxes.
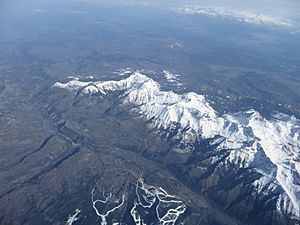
[66,209,81,225]
[131,179,186,225]
[91,189,125,225]
[162,70,183,87]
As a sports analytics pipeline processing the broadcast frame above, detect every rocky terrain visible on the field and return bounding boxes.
[0,71,243,225]
[52,71,300,224]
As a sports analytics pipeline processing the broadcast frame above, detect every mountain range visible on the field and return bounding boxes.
[52,71,300,225]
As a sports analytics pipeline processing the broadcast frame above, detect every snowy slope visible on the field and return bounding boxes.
[53,72,300,219]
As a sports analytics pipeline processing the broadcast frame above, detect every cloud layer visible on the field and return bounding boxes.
[173,6,294,28]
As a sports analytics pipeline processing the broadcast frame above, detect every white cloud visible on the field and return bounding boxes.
[172,6,294,28]
[33,9,46,13]
[64,10,88,14]
[291,29,300,34]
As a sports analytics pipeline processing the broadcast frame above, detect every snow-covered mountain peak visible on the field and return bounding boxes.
[53,71,300,219]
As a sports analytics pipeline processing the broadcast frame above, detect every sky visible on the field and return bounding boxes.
[192,0,300,19]
[70,0,300,27]
[0,0,299,32]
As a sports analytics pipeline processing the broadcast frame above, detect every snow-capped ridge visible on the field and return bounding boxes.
[53,71,300,219]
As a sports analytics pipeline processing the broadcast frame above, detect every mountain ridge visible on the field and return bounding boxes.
[53,71,300,222]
